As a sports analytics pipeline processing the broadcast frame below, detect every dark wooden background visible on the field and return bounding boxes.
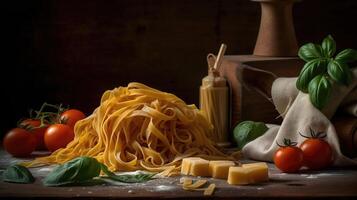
[2,0,357,137]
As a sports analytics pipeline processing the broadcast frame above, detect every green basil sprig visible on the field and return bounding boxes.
[308,75,332,109]
[297,35,357,109]
[100,164,156,183]
[327,60,352,85]
[298,43,323,62]
[43,156,102,186]
[43,156,155,187]
[296,58,327,93]
[335,49,357,63]
[2,164,35,184]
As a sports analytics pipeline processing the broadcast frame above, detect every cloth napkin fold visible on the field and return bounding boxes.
[243,68,357,166]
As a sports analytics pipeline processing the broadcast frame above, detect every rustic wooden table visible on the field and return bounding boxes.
[1,150,357,199]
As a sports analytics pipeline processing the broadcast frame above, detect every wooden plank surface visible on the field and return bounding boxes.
[1,150,357,199]
[219,56,304,127]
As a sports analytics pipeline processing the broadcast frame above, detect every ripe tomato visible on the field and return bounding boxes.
[44,124,74,152]
[20,119,48,150]
[299,129,333,170]
[60,109,86,129]
[3,128,37,157]
[274,139,303,173]
[300,139,332,170]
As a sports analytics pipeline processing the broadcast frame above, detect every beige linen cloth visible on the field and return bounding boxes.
[242,68,357,166]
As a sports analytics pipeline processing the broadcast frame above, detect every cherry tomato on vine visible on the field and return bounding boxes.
[274,138,304,173]
[44,124,74,152]
[299,128,333,170]
[20,119,48,150]
[3,128,37,157]
[60,109,86,129]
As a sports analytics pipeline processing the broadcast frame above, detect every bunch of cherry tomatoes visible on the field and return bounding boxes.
[3,103,86,157]
[274,128,333,172]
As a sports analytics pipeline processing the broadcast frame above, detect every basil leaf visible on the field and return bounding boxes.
[321,35,336,57]
[298,43,323,62]
[2,164,35,184]
[43,156,101,186]
[296,59,327,92]
[308,75,332,109]
[335,49,357,63]
[233,121,268,150]
[100,164,155,183]
[327,60,352,86]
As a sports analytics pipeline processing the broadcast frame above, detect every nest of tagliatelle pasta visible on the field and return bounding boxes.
[26,82,232,176]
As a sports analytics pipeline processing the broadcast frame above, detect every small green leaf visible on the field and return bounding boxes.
[298,43,323,62]
[335,49,357,63]
[43,156,101,186]
[2,164,35,184]
[327,60,352,86]
[100,164,155,183]
[321,35,336,57]
[308,75,332,110]
[296,59,327,93]
[232,121,268,150]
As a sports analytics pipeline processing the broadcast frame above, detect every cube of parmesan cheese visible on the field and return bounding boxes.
[209,160,235,179]
[228,162,269,185]
[242,162,269,183]
[181,157,209,176]
[227,167,251,185]
[189,158,210,177]
[241,162,268,168]
[181,157,202,175]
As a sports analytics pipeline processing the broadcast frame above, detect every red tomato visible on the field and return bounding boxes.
[44,124,74,152]
[3,128,37,157]
[60,109,86,129]
[20,119,48,150]
[300,138,332,170]
[274,146,304,173]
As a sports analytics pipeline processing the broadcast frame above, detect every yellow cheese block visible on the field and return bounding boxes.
[190,158,210,177]
[242,162,269,183]
[181,157,203,175]
[242,162,268,168]
[227,162,269,185]
[227,167,251,185]
[209,160,235,179]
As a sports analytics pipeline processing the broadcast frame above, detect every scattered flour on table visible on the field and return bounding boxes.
[300,174,308,177]
[316,173,344,176]
[153,185,176,192]
[278,172,345,179]
[306,175,318,179]
[302,173,345,179]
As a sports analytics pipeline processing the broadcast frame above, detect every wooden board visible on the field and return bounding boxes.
[219,55,304,128]
[1,150,357,199]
